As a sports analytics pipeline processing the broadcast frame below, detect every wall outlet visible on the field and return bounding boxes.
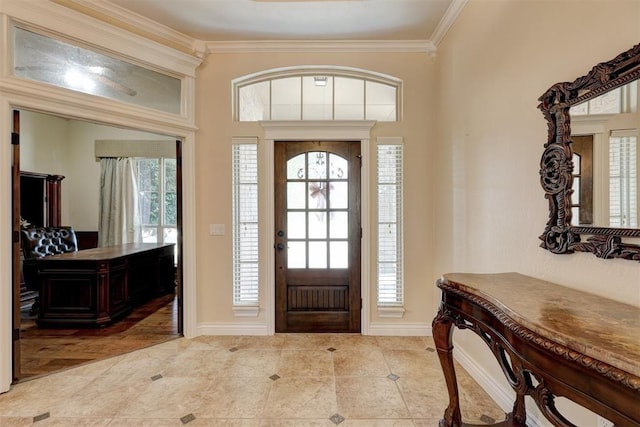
[209,224,225,236]
[597,416,614,427]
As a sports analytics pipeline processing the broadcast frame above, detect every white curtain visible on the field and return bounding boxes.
[98,157,142,247]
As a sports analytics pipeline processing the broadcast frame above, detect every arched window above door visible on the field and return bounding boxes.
[233,67,402,122]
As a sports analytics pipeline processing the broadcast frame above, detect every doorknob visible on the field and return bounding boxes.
[277,230,284,237]
[276,243,285,250]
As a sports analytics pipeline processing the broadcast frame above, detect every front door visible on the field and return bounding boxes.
[274,141,361,332]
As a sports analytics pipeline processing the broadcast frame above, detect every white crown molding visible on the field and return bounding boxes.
[430,0,468,47]
[64,0,206,58]
[206,39,436,54]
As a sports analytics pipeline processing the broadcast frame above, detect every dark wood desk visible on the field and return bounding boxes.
[433,273,640,427]
[36,243,175,327]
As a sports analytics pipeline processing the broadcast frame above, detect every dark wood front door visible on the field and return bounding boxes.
[275,141,361,333]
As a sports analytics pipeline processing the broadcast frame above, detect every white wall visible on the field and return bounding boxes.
[19,110,170,230]
[20,111,68,176]
[435,0,640,424]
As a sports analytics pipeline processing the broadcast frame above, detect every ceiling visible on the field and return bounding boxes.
[105,0,456,42]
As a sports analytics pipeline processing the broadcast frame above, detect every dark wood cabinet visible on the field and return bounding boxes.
[36,243,175,327]
[20,171,64,227]
[19,171,65,310]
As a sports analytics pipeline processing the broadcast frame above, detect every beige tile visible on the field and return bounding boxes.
[335,377,410,419]
[382,349,442,378]
[161,348,231,378]
[276,350,334,377]
[222,349,282,378]
[116,377,211,418]
[259,420,335,426]
[395,375,449,419]
[341,420,417,426]
[262,377,337,419]
[105,419,183,426]
[281,334,335,350]
[332,349,390,377]
[51,373,151,417]
[189,335,244,350]
[0,375,88,417]
[457,370,506,423]
[236,335,286,349]
[328,334,379,351]
[375,336,430,351]
[61,354,124,378]
[104,347,177,381]
[32,418,113,426]
[0,417,33,426]
[4,335,506,427]
[194,376,272,418]
[412,418,445,426]
[192,420,262,427]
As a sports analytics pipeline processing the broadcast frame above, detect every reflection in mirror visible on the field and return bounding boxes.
[538,43,640,262]
[569,80,638,228]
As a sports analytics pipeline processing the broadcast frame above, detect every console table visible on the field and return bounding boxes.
[35,243,175,327]
[432,273,639,427]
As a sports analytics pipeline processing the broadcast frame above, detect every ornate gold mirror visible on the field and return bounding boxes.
[539,43,640,262]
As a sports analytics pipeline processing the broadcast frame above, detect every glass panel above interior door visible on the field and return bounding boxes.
[13,27,182,114]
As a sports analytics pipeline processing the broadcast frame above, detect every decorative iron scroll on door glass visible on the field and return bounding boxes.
[286,151,349,269]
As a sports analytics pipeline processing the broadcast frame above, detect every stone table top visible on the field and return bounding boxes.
[439,272,640,378]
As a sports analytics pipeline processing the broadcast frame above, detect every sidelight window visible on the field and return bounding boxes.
[232,141,259,306]
[376,141,404,308]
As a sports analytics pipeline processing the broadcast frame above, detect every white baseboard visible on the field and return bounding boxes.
[453,343,545,427]
[366,322,431,336]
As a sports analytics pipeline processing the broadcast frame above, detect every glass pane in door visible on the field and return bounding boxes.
[286,150,349,269]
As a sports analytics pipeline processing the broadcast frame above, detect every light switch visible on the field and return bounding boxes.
[209,224,225,235]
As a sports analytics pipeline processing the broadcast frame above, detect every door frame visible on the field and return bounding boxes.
[261,121,375,335]
[0,94,198,392]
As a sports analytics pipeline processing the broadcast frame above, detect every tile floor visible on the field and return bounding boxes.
[19,294,179,379]
[0,334,505,426]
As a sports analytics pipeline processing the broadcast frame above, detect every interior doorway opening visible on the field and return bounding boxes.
[12,109,184,382]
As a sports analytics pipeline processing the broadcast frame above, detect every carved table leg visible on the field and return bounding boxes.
[433,308,462,427]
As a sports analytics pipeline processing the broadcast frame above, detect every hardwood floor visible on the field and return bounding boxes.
[19,294,179,380]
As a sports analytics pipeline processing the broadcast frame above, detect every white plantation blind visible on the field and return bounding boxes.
[377,143,404,306]
[232,141,259,305]
[609,130,638,227]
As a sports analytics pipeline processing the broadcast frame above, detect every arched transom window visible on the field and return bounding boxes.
[233,67,401,122]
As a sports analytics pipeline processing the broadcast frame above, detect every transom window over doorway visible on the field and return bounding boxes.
[233,67,402,122]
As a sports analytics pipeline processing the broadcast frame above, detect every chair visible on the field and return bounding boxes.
[20,226,78,314]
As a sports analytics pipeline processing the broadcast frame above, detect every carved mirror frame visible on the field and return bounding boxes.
[539,43,640,262]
